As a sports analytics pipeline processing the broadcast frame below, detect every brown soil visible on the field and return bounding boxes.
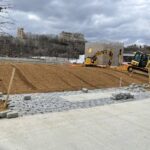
[0,101,7,112]
[0,62,148,94]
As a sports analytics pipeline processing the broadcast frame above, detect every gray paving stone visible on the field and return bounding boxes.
[6,85,150,117]
[0,110,10,118]
[9,104,15,108]
[24,96,31,101]
[112,93,134,100]
[82,88,88,93]
[7,111,19,119]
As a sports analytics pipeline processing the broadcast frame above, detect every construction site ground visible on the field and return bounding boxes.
[1,62,150,149]
[0,62,148,94]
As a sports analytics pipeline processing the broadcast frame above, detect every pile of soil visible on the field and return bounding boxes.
[0,62,148,94]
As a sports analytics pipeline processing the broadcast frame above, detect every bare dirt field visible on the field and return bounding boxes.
[0,62,148,94]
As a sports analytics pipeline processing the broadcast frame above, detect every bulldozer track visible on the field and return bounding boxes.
[0,79,7,93]
[0,63,148,94]
[95,67,146,85]
[38,65,76,89]
[11,64,37,90]
[61,68,98,88]
[49,65,97,88]
[96,68,129,84]
[109,68,148,83]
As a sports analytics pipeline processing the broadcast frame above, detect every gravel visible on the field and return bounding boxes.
[6,84,150,117]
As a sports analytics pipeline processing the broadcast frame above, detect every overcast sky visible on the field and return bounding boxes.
[10,0,150,45]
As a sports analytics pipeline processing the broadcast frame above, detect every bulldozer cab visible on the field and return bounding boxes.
[140,54,148,68]
[132,52,149,68]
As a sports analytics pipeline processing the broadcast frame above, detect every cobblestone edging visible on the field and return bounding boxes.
[6,84,150,117]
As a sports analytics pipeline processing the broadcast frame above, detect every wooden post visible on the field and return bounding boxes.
[5,68,16,103]
[129,71,133,77]
[119,77,122,87]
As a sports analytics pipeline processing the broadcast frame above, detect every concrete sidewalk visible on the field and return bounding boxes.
[0,99,150,150]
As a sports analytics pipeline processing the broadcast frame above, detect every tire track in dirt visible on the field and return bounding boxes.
[37,65,76,90]
[94,68,129,85]
[0,63,148,94]
[82,67,124,87]
[108,68,148,83]
[57,66,129,88]
[59,66,98,88]
[0,79,7,93]
[93,67,145,85]
[11,64,37,90]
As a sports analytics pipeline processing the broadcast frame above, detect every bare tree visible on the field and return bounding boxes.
[0,0,13,35]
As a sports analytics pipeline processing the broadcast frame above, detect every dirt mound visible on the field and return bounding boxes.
[0,62,148,94]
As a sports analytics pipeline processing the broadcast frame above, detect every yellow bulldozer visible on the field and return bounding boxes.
[128,51,150,73]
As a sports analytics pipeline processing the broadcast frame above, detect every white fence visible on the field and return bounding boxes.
[0,57,70,64]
